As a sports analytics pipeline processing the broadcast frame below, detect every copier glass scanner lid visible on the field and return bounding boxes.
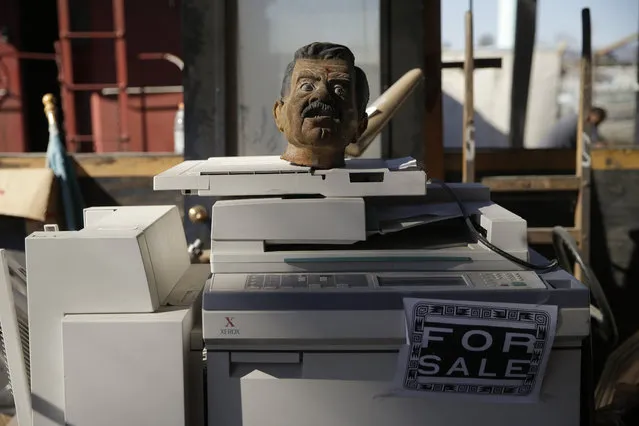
[153,155,426,197]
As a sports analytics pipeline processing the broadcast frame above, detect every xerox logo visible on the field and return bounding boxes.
[220,316,240,336]
[225,317,235,327]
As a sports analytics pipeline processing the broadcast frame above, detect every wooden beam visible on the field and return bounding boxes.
[528,227,580,245]
[422,0,444,179]
[0,153,182,177]
[462,10,475,183]
[509,0,537,148]
[592,148,639,170]
[2,148,633,179]
[444,148,576,173]
[442,57,502,69]
[575,8,593,277]
[482,175,581,192]
[594,33,638,57]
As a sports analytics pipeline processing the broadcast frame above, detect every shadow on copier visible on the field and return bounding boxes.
[8,155,591,426]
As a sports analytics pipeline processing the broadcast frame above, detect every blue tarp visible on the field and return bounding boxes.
[45,123,85,230]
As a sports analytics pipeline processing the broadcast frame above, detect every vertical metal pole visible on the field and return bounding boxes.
[56,0,77,151]
[462,9,476,183]
[575,8,592,280]
[508,0,537,148]
[182,0,228,247]
[112,0,130,151]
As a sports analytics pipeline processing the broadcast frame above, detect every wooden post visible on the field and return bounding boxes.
[462,10,475,183]
[423,0,444,180]
[575,8,592,280]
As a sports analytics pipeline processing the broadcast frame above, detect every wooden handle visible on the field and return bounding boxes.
[347,68,424,158]
[42,93,57,126]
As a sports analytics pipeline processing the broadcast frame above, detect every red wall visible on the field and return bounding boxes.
[0,0,25,152]
[71,0,183,151]
[91,92,183,153]
[0,42,26,152]
[0,0,20,47]
[0,0,183,152]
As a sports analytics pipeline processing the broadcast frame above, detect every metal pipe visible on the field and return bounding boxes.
[64,32,118,40]
[0,52,57,61]
[68,83,119,91]
[113,0,130,150]
[70,135,94,142]
[138,52,184,71]
[101,86,183,96]
[56,0,78,151]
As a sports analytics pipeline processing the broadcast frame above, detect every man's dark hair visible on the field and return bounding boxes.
[279,42,370,118]
[591,106,607,122]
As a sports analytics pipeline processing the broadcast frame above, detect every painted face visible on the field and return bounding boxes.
[273,58,368,168]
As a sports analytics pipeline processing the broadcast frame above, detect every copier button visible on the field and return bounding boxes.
[308,275,334,288]
[511,282,527,287]
[281,274,308,288]
[320,275,336,288]
[335,274,369,288]
[264,275,281,289]
[246,275,265,289]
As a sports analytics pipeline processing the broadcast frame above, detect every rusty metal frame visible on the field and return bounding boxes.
[56,0,130,152]
[138,53,184,71]
[0,52,58,103]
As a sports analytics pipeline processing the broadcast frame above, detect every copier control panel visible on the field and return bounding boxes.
[237,271,547,291]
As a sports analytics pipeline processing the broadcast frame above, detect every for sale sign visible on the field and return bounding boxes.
[393,299,558,402]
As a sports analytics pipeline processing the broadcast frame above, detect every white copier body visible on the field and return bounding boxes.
[22,155,589,426]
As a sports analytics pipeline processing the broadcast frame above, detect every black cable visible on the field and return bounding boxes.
[552,226,618,348]
[430,179,559,272]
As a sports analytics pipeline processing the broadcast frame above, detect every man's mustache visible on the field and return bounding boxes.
[302,101,340,119]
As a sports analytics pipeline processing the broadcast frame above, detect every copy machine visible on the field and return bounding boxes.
[154,155,590,426]
[16,156,590,426]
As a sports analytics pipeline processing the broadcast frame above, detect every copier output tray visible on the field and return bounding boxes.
[266,216,476,253]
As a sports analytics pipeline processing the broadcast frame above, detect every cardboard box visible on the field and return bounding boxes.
[0,168,59,233]
[0,414,16,426]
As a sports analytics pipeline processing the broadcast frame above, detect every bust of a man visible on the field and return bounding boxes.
[273,42,369,169]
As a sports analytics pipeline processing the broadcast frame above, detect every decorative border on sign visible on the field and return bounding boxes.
[402,301,551,396]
